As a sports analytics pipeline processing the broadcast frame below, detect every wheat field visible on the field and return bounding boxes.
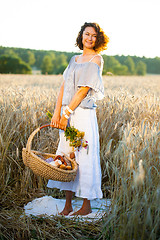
[0,74,160,239]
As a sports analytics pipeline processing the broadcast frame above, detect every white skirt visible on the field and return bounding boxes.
[47,107,103,200]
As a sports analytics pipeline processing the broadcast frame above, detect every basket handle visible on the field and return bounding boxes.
[26,124,54,152]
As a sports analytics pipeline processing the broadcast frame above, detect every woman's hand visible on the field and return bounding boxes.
[51,113,60,128]
[59,114,68,131]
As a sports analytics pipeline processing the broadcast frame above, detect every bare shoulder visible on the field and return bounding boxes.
[75,55,78,61]
[75,54,81,62]
[92,55,102,67]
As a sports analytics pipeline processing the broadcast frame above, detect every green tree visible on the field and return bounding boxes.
[4,49,18,57]
[144,57,160,74]
[0,55,32,74]
[26,51,36,66]
[41,55,53,74]
[124,56,135,74]
[19,50,35,66]
[1,46,160,75]
[136,61,147,75]
[52,54,68,74]
[103,56,128,75]
[103,56,120,74]
[113,65,128,75]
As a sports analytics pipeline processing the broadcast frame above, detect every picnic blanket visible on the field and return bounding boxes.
[24,196,111,220]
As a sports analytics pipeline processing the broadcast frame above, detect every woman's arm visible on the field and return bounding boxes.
[59,86,90,130]
[51,81,64,128]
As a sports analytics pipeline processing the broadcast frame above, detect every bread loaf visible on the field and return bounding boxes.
[59,164,66,170]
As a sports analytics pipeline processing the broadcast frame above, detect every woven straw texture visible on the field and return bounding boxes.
[22,125,78,182]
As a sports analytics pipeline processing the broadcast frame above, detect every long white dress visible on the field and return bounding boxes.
[47,55,104,200]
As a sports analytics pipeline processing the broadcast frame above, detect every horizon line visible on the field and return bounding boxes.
[0,45,159,59]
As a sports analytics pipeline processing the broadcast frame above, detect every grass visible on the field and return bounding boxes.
[0,74,160,239]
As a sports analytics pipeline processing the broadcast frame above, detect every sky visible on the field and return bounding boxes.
[0,0,160,58]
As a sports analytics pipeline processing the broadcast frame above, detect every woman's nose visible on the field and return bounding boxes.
[88,35,92,40]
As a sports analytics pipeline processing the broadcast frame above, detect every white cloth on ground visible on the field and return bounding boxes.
[24,196,111,220]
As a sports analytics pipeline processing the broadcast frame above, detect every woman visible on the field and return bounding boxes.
[47,22,109,216]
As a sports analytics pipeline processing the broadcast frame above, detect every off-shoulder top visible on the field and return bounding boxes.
[62,55,104,109]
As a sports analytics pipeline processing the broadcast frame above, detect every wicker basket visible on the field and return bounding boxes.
[22,124,78,182]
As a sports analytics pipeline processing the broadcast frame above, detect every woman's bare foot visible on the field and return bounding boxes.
[71,198,92,216]
[71,207,92,216]
[59,190,73,216]
[59,206,73,216]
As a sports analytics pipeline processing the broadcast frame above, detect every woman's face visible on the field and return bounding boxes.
[82,27,97,50]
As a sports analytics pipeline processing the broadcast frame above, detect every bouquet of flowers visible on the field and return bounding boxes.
[47,111,89,153]
[64,126,89,153]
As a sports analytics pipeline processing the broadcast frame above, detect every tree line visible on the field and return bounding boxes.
[0,46,160,75]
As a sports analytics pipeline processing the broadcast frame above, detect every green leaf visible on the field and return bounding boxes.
[46,111,53,121]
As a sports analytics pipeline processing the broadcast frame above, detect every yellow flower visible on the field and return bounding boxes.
[77,132,82,138]
[82,142,87,147]
[80,132,85,138]
[77,140,81,146]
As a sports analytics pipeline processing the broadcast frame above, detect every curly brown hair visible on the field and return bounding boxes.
[75,22,109,53]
